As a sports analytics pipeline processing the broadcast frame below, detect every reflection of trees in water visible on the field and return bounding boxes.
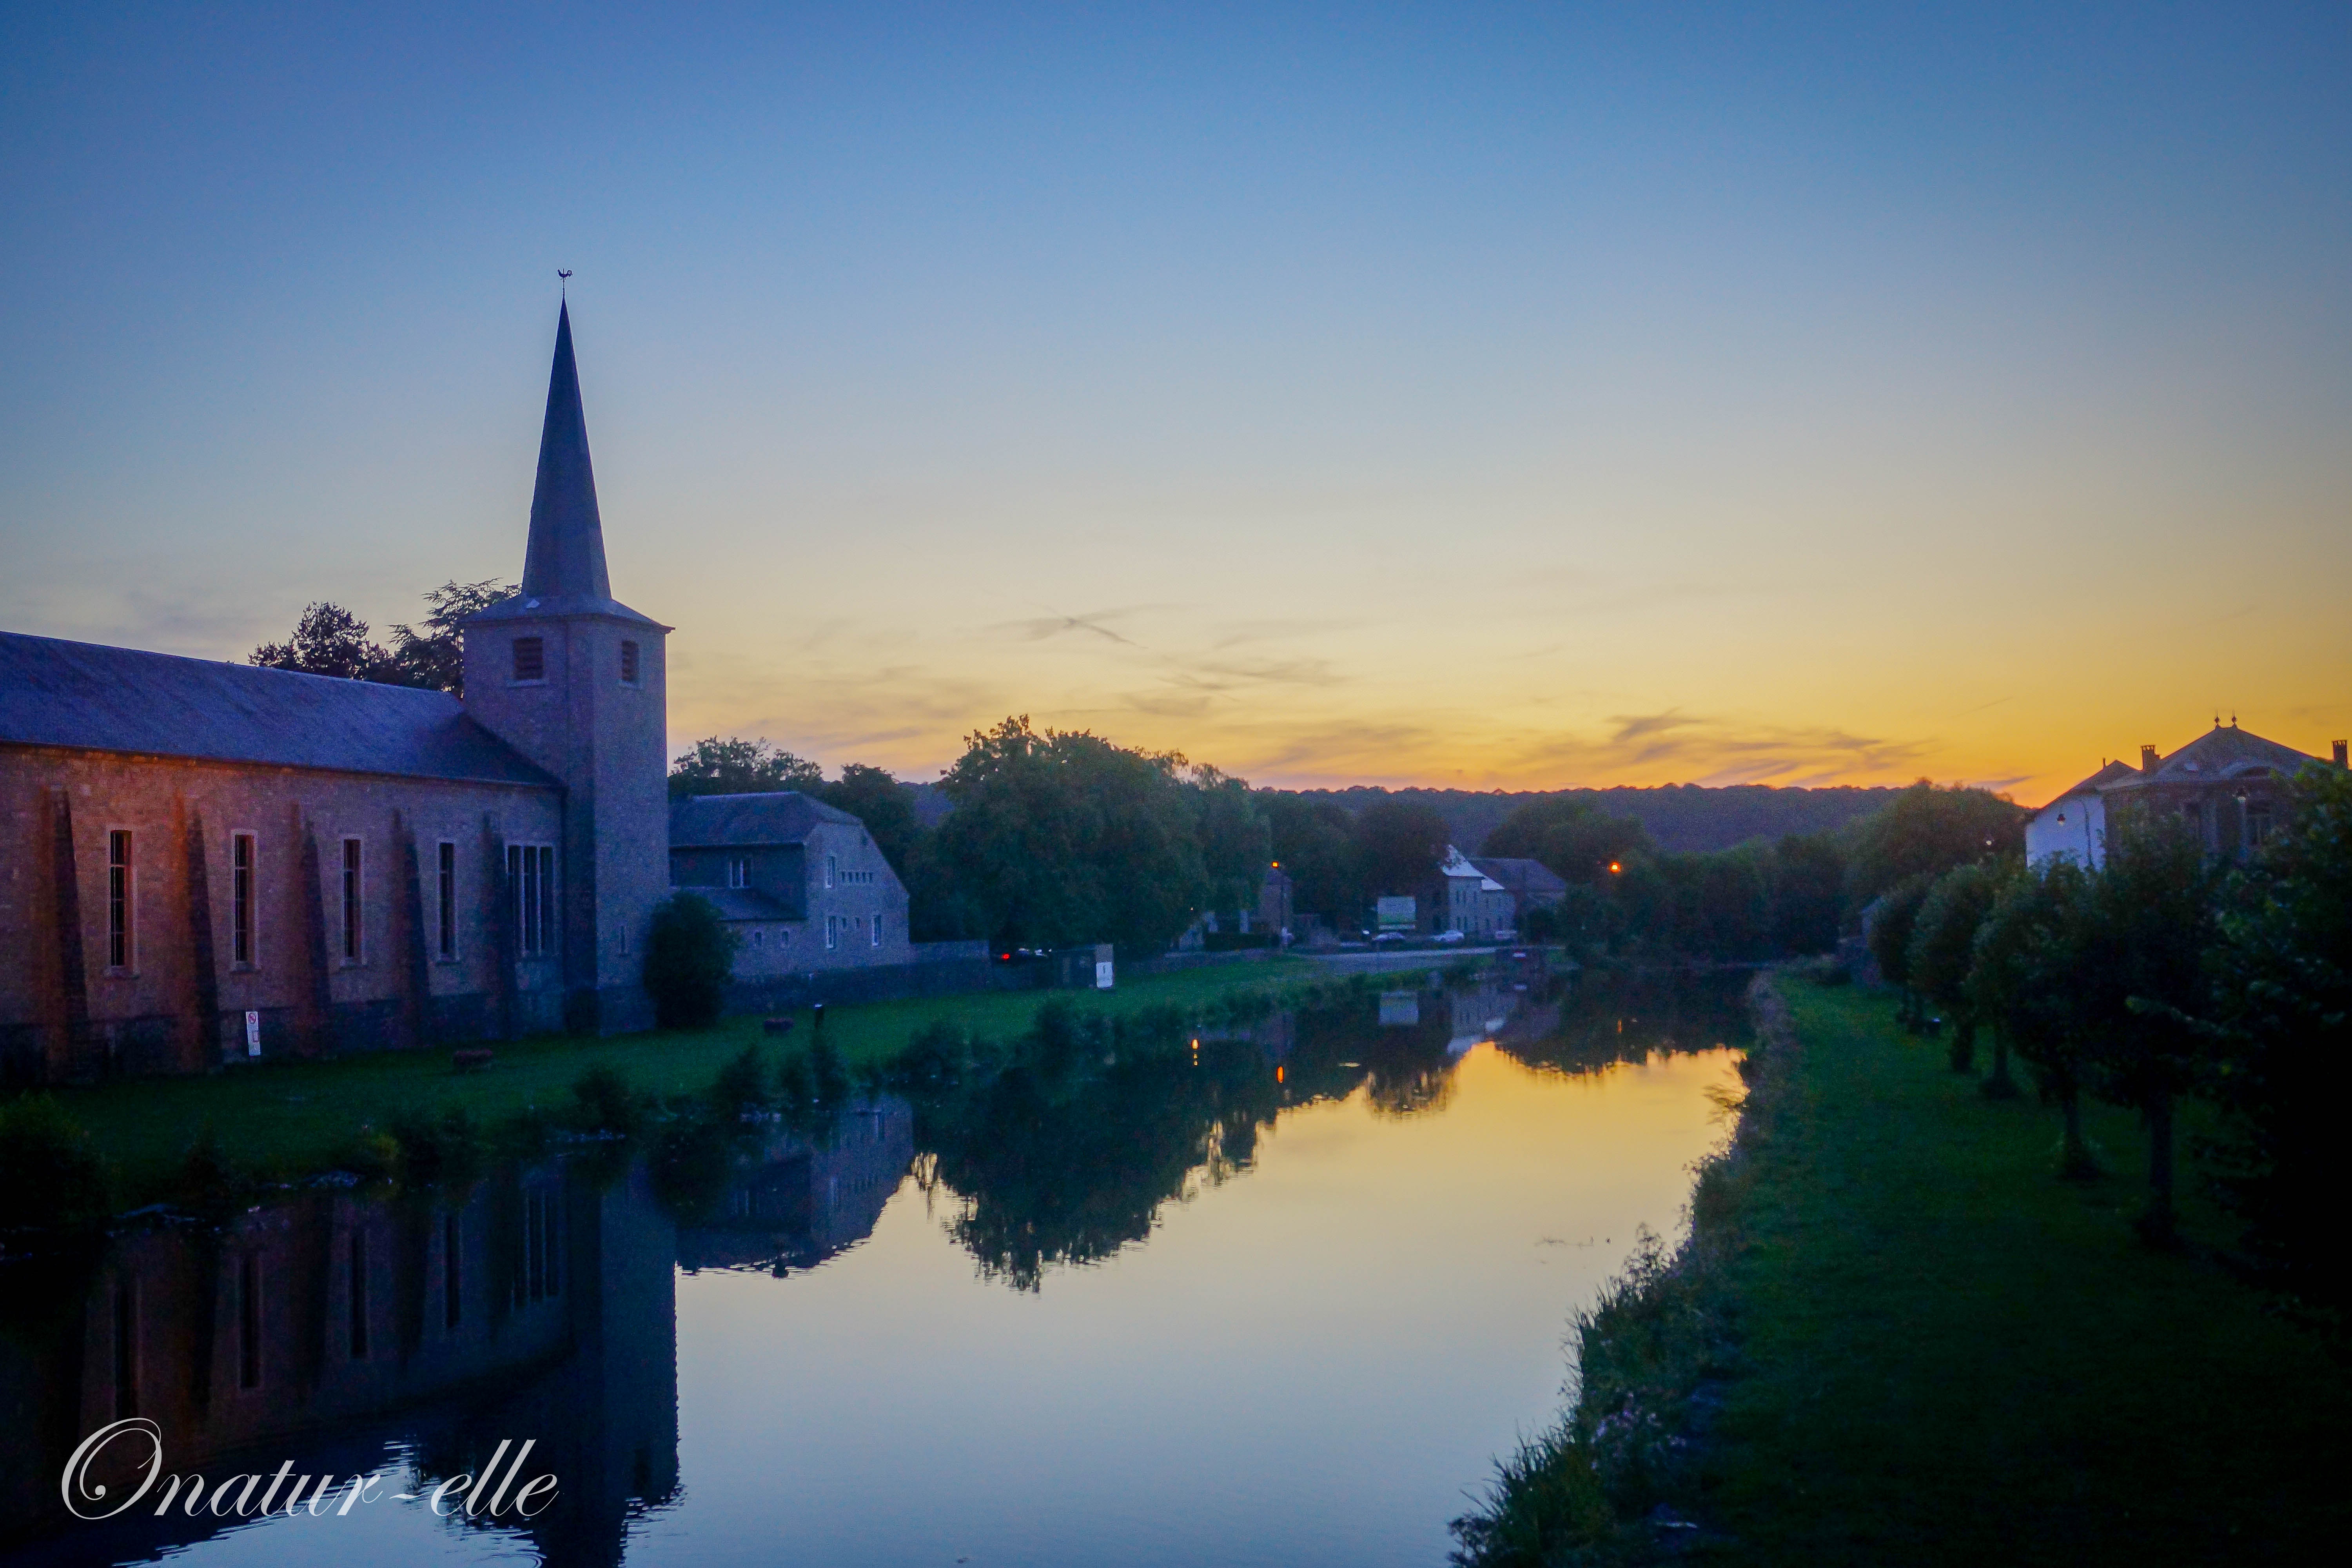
[913,1019,1284,1292]
[1497,969,1752,1078]
[908,987,1473,1289]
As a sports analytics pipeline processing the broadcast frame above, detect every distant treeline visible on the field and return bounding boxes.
[673,722,2017,960]
[1279,783,1902,855]
[1452,782,2027,962]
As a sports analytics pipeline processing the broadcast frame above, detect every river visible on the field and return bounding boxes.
[0,966,1748,1568]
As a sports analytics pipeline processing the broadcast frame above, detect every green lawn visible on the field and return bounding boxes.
[52,959,1320,1201]
[1697,981,2350,1564]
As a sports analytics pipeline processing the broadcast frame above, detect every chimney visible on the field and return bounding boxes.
[2140,744,2160,775]
[2334,740,2348,769]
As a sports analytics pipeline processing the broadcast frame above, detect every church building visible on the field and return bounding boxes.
[0,305,670,1083]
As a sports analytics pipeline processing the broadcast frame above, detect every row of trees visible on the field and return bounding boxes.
[1879,764,2348,1301]
[1477,781,2027,962]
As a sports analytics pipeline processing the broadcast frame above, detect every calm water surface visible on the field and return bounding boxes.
[0,969,1746,1568]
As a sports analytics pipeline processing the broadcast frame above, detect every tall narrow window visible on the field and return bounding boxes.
[348,1229,369,1360]
[826,915,838,951]
[341,839,363,962]
[825,854,837,889]
[512,636,545,682]
[871,913,882,947]
[231,833,256,966]
[444,1212,463,1330]
[436,842,457,959]
[238,1255,262,1390]
[107,830,132,969]
[507,844,556,957]
[728,857,749,889]
[619,639,641,684]
[2246,802,2274,847]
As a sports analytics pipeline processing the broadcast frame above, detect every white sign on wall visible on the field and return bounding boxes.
[244,1010,261,1057]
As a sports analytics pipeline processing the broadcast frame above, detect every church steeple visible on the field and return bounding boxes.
[521,301,612,601]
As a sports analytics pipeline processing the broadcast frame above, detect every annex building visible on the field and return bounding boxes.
[2,306,677,1083]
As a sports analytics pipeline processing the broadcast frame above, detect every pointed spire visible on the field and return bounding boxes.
[521,301,612,601]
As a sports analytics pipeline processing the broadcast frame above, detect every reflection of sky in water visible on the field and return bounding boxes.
[640,1044,1737,1568]
[7,986,1739,1568]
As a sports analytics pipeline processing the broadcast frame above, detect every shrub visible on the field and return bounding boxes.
[0,1094,110,1230]
[643,892,740,1029]
[709,1045,769,1119]
[178,1123,243,1210]
[571,1064,646,1137]
[387,1104,486,1187]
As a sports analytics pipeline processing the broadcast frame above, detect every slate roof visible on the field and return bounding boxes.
[1439,846,1505,890]
[669,791,863,848]
[2045,759,2140,804]
[2110,723,2318,787]
[1471,856,1571,898]
[0,631,559,788]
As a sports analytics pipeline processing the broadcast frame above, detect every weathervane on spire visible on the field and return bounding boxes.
[557,269,572,299]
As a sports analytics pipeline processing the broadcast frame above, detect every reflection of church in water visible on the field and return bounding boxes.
[0,1103,915,1567]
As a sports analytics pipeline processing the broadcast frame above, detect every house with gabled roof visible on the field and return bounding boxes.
[668,792,912,974]
[2025,721,2347,869]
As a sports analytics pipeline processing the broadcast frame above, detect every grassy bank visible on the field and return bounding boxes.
[1458,976,2352,1565]
[37,959,1323,1204]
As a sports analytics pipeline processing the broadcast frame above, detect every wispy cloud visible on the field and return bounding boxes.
[990,606,1157,646]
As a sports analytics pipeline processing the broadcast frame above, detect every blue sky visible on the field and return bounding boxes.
[4,3,2348,799]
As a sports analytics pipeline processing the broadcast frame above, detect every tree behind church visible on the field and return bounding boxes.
[249,577,514,693]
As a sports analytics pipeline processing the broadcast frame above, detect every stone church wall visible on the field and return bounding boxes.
[0,746,566,1085]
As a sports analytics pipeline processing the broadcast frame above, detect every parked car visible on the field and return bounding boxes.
[1432,930,1466,944]
[1371,932,1407,946]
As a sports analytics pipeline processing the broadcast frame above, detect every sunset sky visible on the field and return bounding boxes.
[3,4,2347,806]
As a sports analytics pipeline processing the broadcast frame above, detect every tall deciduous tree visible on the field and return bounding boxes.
[1970,859,2100,1171]
[932,716,1210,953]
[1352,795,1451,904]
[1261,792,1363,930]
[2198,762,2352,1301]
[2081,810,2217,1247]
[1866,872,1937,1025]
[385,577,516,694]
[1908,862,1999,1071]
[1845,779,2027,909]
[250,601,400,682]
[250,579,518,691]
[1768,831,1847,956]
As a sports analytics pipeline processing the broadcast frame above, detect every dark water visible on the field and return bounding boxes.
[0,967,1748,1568]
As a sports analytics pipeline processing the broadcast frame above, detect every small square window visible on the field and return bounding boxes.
[620,640,641,684]
[512,637,545,682]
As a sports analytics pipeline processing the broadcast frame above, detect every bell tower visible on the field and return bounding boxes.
[464,302,670,1033]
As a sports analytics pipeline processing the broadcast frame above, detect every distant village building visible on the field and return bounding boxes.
[667,792,913,974]
[1433,846,1514,937]
[2025,721,2347,870]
